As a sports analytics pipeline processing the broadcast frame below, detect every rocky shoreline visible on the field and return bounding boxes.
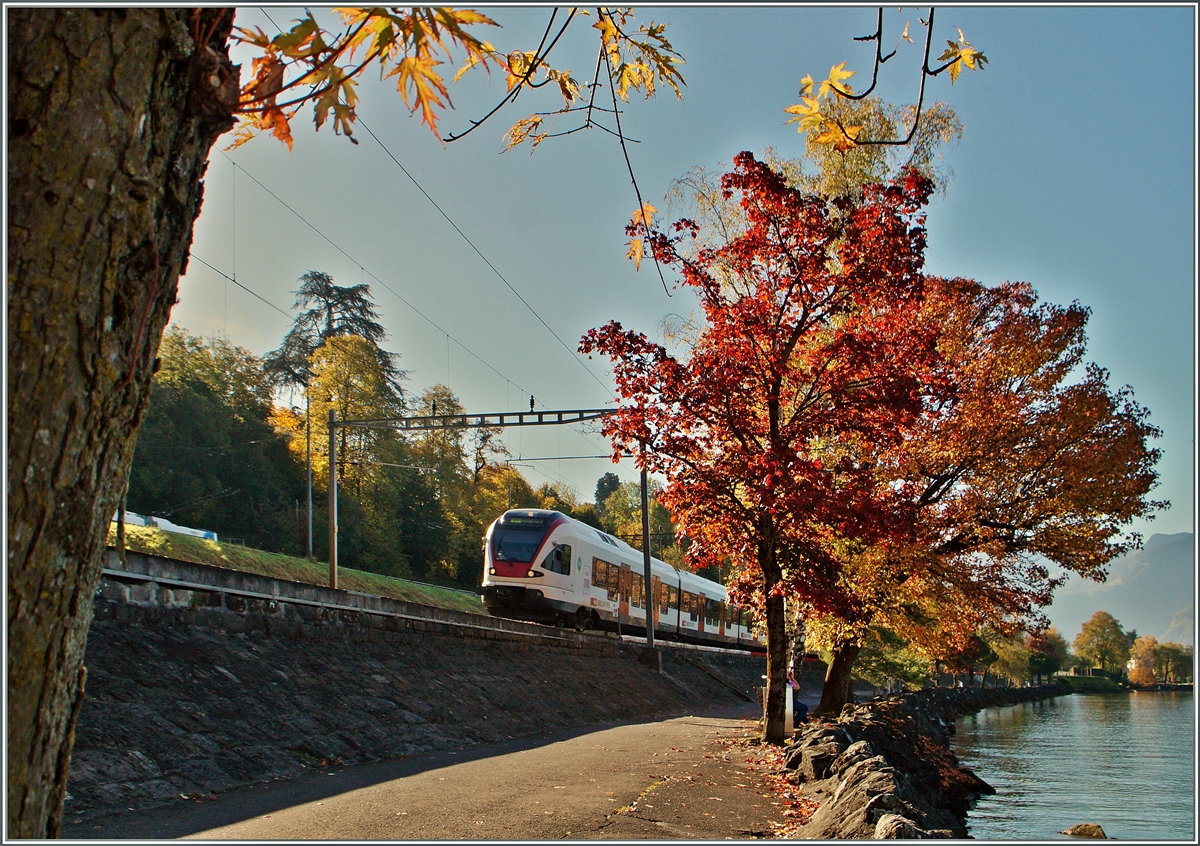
[782,682,1072,838]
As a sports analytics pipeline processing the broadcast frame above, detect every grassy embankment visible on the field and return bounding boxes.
[1057,674,1127,694]
[105,524,486,616]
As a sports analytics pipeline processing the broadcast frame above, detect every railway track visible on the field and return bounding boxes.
[99,550,765,659]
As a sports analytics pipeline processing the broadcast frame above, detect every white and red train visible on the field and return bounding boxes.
[481,509,762,650]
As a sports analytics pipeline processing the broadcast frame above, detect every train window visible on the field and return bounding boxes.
[593,558,620,601]
[656,582,669,614]
[542,544,571,575]
[668,585,679,610]
[492,519,551,562]
[631,573,644,608]
[681,591,698,621]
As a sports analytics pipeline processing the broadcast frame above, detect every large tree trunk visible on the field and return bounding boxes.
[814,640,862,717]
[763,589,788,744]
[6,8,237,836]
[759,521,788,744]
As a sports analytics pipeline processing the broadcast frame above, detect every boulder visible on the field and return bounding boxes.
[1061,823,1108,838]
[831,739,878,777]
[873,813,926,839]
[793,741,845,782]
[789,684,1070,839]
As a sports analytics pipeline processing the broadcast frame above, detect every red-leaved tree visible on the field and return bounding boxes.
[581,152,938,742]
[800,276,1164,712]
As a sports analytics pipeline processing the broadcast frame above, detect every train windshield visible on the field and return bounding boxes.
[492,515,553,563]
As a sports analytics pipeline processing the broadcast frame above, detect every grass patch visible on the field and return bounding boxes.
[1058,674,1127,694]
[106,524,487,616]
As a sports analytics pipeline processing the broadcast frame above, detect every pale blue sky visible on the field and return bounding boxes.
[174,5,1195,549]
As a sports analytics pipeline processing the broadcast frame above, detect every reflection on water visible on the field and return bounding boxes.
[951,692,1194,840]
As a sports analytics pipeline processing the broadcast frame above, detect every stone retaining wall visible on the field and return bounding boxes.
[65,555,767,821]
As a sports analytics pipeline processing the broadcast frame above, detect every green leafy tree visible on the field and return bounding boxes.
[984,630,1032,687]
[855,627,931,692]
[305,334,412,574]
[594,471,621,518]
[408,385,492,587]
[1074,611,1132,674]
[1157,643,1194,683]
[570,503,605,530]
[537,481,580,514]
[127,327,305,551]
[474,463,541,515]
[598,479,683,566]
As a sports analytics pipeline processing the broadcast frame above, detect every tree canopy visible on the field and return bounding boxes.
[127,327,305,551]
[806,275,1163,697]
[583,152,939,740]
[1074,611,1132,673]
[263,270,404,393]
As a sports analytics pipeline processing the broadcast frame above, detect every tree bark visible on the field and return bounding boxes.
[6,8,237,837]
[814,640,862,717]
[759,519,787,744]
[763,589,788,744]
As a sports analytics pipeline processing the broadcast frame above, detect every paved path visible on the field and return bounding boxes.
[65,704,790,840]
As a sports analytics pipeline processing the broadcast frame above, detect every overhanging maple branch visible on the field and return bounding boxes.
[443,7,576,142]
[601,13,671,297]
[825,6,939,149]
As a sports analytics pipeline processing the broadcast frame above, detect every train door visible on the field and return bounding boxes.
[650,575,660,632]
[618,563,632,621]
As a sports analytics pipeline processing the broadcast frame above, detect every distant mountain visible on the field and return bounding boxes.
[1044,532,1195,645]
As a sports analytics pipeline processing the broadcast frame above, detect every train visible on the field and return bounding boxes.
[480,509,763,650]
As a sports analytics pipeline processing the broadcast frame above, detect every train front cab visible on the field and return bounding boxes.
[481,510,584,626]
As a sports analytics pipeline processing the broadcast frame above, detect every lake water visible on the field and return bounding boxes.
[950,692,1195,841]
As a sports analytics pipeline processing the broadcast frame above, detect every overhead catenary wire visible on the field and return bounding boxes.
[510,459,584,499]
[219,8,619,462]
[234,9,667,464]
[354,116,616,401]
[218,152,539,403]
[191,258,626,483]
[190,255,293,320]
[191,258,615,470]
[510,454,616,461]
